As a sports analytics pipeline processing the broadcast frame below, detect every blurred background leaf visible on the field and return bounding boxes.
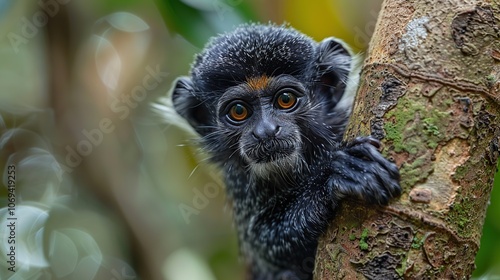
[154,0,256,47]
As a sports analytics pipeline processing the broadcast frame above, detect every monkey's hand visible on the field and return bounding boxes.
[329,136,401,205]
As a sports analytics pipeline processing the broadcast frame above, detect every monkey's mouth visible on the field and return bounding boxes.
[244,140,297,164]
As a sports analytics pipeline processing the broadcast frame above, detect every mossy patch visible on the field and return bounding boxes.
[411,235,424,249]
[359,228,370,251]
[446,197,475,238]
[384,93,450,155]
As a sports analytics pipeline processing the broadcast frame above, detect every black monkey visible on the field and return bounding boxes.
[170,24,401,280]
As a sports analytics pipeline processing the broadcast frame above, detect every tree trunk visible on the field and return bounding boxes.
[314,0,500,279]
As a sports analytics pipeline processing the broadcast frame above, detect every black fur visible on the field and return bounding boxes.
[171,24,401,280]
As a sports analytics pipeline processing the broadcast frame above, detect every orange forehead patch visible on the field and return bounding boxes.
[246,76,270,91]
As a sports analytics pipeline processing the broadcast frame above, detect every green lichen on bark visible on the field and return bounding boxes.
[359,228,370,251]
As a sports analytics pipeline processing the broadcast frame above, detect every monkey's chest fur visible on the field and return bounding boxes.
[224,152,337,279]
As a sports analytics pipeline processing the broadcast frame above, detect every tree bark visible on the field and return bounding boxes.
[314,0,500,279]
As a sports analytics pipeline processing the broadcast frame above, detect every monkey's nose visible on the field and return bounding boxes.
[252,120,281,140]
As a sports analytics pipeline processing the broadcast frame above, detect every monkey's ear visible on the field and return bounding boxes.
[314,38,353,111]
[172,77,213,135]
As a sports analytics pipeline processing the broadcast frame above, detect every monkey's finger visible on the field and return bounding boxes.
[346,143,400,180]
[345,136,381,149]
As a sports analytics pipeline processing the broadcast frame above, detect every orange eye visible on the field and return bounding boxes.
[229,104,249,121]
[276,92,297,109]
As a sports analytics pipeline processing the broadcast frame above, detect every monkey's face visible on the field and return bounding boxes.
[216,75,309,174]
[171,24,355,177]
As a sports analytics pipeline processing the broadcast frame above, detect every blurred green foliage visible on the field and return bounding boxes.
[154,0,257,47]
[474,160,500,277]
